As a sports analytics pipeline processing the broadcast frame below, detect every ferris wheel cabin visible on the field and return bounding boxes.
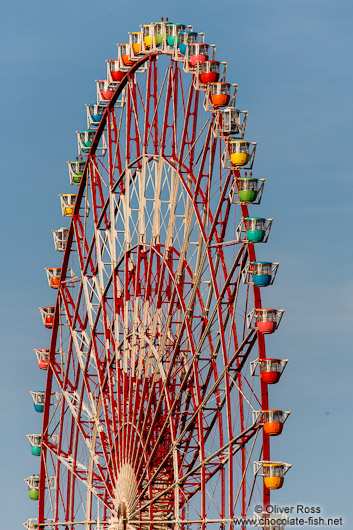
[26,434,42,456]
[154,20,168,46]
[244,217,271,243]
[52,227,68,252]
[108,60,125,82]
[59,194,76,217]
[131,31,144,54]
[237,177,259,203]
[230,140,252,165]
[178,31,198,55]
[189,43,209,66]
[209,82,231,107]
[250,261,277,286]
[86,103,106,129]
[263,462,289,490]
[45,267,61,289]
[199,60,220,84]
[25,475,40,500]
[77,130,95,154]
[142,24,154,49]
[166,23,186,46]
[262,410,289,436]
[255,308,284,334]
[120,44,134,66]
[219,107,248,136]
[67,159,85,184]
[97,79,115,102]
[30,391,45,413]
[244,217,265,242]
[257,358,288,384]
[34,348,50,370]
[254,461,292,490]
[39,306,55,329]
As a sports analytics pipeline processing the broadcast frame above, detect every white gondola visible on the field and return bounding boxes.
[52,227,68,252]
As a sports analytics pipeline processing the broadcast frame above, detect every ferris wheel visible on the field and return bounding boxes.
[25,20,291,530]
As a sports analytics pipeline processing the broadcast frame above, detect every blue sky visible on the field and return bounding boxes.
[1,0,352,527]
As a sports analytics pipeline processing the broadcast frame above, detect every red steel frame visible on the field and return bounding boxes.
[36,46,274,530]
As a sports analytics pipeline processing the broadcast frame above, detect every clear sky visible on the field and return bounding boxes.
[1,0,352,528]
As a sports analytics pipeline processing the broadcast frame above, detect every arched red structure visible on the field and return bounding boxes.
[27,22,289,530]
